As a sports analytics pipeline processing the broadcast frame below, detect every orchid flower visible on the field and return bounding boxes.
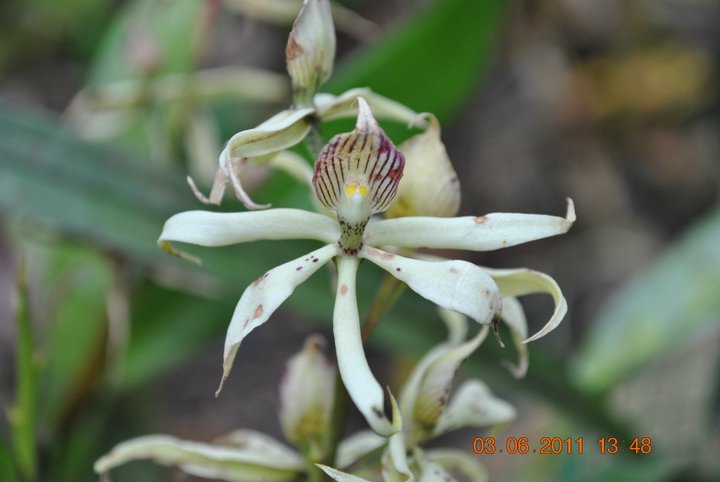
[158,98,575,436]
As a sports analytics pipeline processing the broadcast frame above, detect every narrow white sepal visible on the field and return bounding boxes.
[314,88,426,127]
[433,380,516,437]
[158,209,340,250]
[359,246,502,326]
[415,450,459,482]
[93,434,304,481]
[334,256,395,436]
[382,430,414,482]
[317,464,375,482]
[424,449,488,482]
[219,244,339,394]
[482,267,568,343]
[364,198,576,251]
[336,430,386,469]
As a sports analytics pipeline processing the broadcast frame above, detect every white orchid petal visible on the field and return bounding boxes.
[336,430,386,469]
[315,88,425,127]
[382,431,414,482]
[433,380,516,436]
[334,256,394,436]
[360,246,502,326]
[212,429,304,464]
[317,464,375,482]
[219,244,339,394]
[158,209,340,258]
[483,267,568,343]
[412,327,489,436]
[415,450,459,482]
[93,435,304,481]
[225,108,314,159]
[364,199,575,251]
[437,307,469,346]
[425,449,488,482]
[499,297,529,378]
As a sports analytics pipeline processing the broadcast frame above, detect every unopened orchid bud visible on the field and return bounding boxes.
[386,114,461,219]
[278,335,335,459]
[312,98,404,253]
[286,0,336,107]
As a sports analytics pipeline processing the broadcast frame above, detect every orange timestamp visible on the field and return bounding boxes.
[472,436,653,455]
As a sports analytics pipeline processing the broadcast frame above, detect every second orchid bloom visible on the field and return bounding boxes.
[158,98,575,435]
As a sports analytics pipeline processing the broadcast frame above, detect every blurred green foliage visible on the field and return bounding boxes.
[0,0,718,481]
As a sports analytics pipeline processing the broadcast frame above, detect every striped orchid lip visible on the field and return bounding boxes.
[313,97,404,254]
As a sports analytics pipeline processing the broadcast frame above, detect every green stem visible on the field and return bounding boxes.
[304,116,325,159]
[11,259,37,482]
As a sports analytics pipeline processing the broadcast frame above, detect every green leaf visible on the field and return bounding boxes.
[88,0,204,84]
[29,243,112,427]
[328,0,507,122]
[573,207,720,392]
[0,443,19,482]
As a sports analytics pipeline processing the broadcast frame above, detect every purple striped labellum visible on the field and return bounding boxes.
[313,97,404,254]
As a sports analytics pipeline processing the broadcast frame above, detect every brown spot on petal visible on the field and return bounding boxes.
[340,284,349,296]
[285,35,304,61]
[475,216,487,224]
[252,305,264,320]
[253,272,269,287]
[450,267,459,274]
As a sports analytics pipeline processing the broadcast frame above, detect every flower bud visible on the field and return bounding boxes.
[386,114,461,218]
[278,335,335,459]
[286,0,336,106]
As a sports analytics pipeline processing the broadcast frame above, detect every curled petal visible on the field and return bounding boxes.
[334,256,394,435]
[433,380,515,437]
[219,244,340,394]
[94,434,304,482]
[359,246,502,327]
[158,209,340,260]
[315,88,426,127]
[224,108,314,160]
[499,297,529,378]
[424,449,488,482]
[437,307,468,346]
[364,198,576,250]
[220,151,272,210]
[482,267,568,343]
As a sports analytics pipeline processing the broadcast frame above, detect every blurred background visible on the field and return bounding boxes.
[0,0,718,481]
